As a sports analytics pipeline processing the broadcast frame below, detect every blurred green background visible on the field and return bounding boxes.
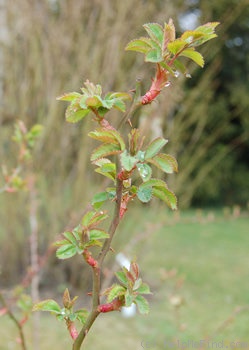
[0,0,248,348]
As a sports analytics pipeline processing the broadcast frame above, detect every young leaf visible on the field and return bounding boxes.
[66,105,90,123]
[137,186,153,203]
[180,48,204,67]
[167,39,186,55]
[136,283,152,295]
[125,291,134,307]
[163,18,176,54]
[92,191,110,209]
[136,163,152,182]
[120,150,138,171]
[75,309,89,325]
[153,187,177,210]
[125,38,152,54]
[145,137,168,159]
[116,271,128,286]
[107,284,126,303]
[148,153,178,173]
[134,295,149,314]
[89,229,109,240]
[56,244,78,259]
[91,143,121,162]
[33,299,61,314]
[56,92,82,102]
[143,23,164,44]
[145,48,163,63]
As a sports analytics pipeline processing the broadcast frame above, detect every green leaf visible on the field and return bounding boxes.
[91,143,121,162]
[56,92,82,101]
[81,211,96,227]
[33,299,61,314]
[134,295,149,315]
[17,294,33,313]
[137,186,153,203]
[143,23,164,44]
[92,191,110,209]
[125,291,134,307]
[172,59,187,75]
[107,284,126,303]
[180,48,204,67]
[113,99,126,112]
[125,38,152,54]
[56,244,78,259]
[167,39,187,55]
[115,271,128,286]
[66,105,90,123]
[195,22,220,35]
[181,30,204,44]
[89,229,109,240]
[139,178,166,189]
[75,309,89,325]
[148,153,178,173]
[63,231,78,245]
[153,187,177,210]
[88,129,124,148]
[120,150,138,171]
[145,48,162,63]
[133,278,142,291]
[136,163,152,182]
[136,283,152,295]
[145,137,168,159]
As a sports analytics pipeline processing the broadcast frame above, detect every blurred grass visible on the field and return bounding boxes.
[0,207,248,349]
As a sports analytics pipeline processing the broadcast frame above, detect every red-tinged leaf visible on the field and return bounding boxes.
[134,295,149,314]
[63,231,78,245]
[148,153,178,173]
[180,48,204,67]
[163,18,176,54]
[56,92,82,101]
[130,262,139,279]
[153,187,177,210]
[89,129,125,150]
[33,299,61,314]
[143,23,164,44]
[91,143,122,162]
[145,137,168,159]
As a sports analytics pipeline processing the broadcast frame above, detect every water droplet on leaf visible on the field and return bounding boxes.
[174,71,180,78]
[165,81,171,87]
[185,73,192,78]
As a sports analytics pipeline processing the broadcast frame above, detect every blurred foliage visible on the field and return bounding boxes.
[0,0,248,286]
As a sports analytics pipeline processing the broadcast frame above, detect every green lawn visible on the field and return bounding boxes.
[1,207,248,349]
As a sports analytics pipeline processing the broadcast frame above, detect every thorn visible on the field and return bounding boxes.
[109,247,115,253]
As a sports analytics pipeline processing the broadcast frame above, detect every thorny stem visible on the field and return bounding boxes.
[0,293,27,350]
[72,167,123,350]
[73,83,142,349]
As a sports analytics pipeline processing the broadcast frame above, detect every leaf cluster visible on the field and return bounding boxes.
[125,19,219,76]
[57,80,131,123]
[103,262,151,314]
[55,210,109,260]
[90,128,178,211]
[33,289,88,325]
